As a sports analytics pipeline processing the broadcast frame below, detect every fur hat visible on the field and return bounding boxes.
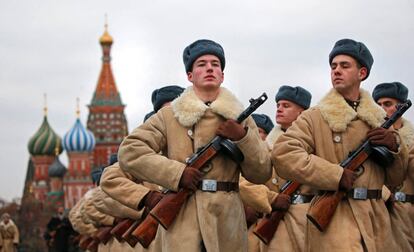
[275,85,312,109]
[151,85,184,112]
[252,114,274,134]
[183,39,225,73]
[372,82,408,102]
[329,38,374,80]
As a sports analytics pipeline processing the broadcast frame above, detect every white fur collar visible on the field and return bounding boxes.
[317,88,385,132]
[171,86,244,127]
[266,126,284,149]
[0,219,15,228]
[399,118,414,148]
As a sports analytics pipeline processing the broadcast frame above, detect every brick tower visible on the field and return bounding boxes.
[87,23,128,169]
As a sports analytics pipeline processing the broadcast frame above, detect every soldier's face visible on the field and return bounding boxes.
[330,55,367,94]
[377,97,399,118]
[187,55,224,92]
[276,100,304,130]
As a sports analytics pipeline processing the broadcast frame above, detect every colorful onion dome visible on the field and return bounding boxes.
[48,156,66,178]
[28,116,63,156]
[63,118,95,152]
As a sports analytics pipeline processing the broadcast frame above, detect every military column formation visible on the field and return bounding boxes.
[66,38,412,252]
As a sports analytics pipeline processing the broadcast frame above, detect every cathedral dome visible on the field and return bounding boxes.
[63,118,95,152]
[48,156,66,178]
[99,28,113,45]
[28,116,63,156]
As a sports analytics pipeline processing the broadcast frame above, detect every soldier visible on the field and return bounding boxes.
[372,82,414,250]
[0,213,19,252]
[118,39,272,251]
[273,39,408,251]
[241,86,312,252]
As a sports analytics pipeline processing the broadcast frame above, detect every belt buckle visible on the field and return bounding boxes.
[394,192,406,202]
[292,194,304,204]
[353,188,367,200]
[201,179,217,192]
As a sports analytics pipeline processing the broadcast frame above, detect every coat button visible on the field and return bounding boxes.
[271,178,278,184]
[334,135,341,143]
[187,129,193,136]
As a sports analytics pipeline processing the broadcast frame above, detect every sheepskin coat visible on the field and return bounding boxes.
[273,88,408,251]
[118,86,272,252]
[99,162,163,251]
[240,126,315,252]
[389,118,414,251]
[0,220,19,252]
[68,189,97,236]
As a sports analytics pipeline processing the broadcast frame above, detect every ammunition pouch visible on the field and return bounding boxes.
[371,145,394,167]
[220,139,244,163]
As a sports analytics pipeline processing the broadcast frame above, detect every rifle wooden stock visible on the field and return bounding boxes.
[122,220,142,247]
[253,181,301,244]
[111,218,134,242]
[86,238,99,252]
[150,93,268,230]
[78,235,93,250]
[96,226,113,245]
[130,214,160,248]
[307,100,411,232]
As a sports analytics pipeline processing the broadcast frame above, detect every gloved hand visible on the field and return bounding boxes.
[142,191,163,210]
[271,194,291,211]
[216,119,247,141]
[179,166,203,191]
[244,205,259,228]
[338,169,357,191]
[366,128,398,152]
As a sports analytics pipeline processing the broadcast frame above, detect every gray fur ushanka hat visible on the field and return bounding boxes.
[275,85,312,109]
[183,39,225,73]
[372,82,408,102]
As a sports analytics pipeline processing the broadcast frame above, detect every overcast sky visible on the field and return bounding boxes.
[0,0,413,201]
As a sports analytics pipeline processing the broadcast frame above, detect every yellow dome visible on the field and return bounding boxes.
[99,26,113,45]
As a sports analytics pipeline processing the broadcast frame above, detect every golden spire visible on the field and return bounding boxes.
[76,97,80,118]
[43,93,48,116]
[99,14,113,45]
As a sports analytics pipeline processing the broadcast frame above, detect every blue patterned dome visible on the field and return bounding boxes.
[63,119,95,152]
[48,156,67,177]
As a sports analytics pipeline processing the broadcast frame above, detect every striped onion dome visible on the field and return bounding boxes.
[48,156,67,177]
[28,116,63,156]
[63,118,95,152]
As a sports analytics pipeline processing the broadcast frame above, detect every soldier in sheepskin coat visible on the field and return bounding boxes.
[273,39,408,251]
[118,39,272,251]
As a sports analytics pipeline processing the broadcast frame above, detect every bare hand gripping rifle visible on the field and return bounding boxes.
[253,180,301,244]
[129,93,268,247]
[307,100,411,232]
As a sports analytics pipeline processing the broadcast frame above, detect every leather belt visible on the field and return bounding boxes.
[197,180,239,192]
[291,194,314,204]
[346,188,382,200]
[394,192,414,203]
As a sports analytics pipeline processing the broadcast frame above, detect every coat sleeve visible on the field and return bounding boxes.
[118,111,186,191]
[239,176,276,214]
[100,163,150,210]
[69,197,97,235]
[93,186,142,220]
[236,117,272,184]
[272,111,343,191]
[383,132,409,187]
[82,189,115,227]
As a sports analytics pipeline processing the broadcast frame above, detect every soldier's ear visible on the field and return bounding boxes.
[187,72,193,82]
[358,67,368,81]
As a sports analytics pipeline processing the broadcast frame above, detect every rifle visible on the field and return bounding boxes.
[95,225,113,245]
[122,219,142,247]
[307,100,412,232]
[253,180,301,244]
[130,214,160,248]
[149,93,268,231]
[78,235,92,250]
[110,218,134,242]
